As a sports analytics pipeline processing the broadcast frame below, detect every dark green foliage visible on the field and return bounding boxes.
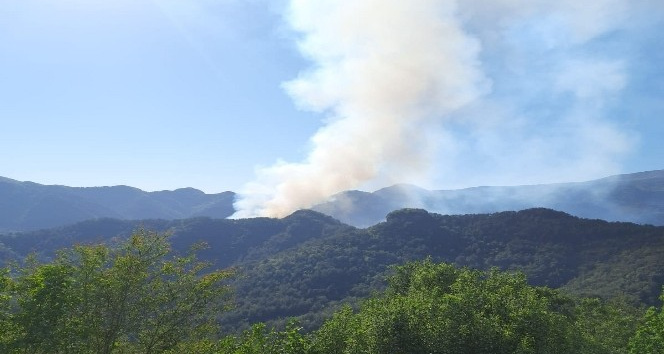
[220,208,664,332]
[216,320,310,354]
[0,268,17,347]
[574,298,643,353]
[629,288,664,353]
[308,260,639,354]
[0,230,234,353]
[2,207,663,334]
[217,260,639,354]
[0,236,653,353]
[563,246,664,305]
[311,260,574,353]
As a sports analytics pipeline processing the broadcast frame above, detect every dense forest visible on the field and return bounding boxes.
[1,208,663,333]
[0,208,663,352]
[0,232,662,353]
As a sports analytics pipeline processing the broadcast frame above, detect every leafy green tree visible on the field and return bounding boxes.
[12,261,79,352]
[0,267,18,352]
[3,229,234,353]
[309,259,638,354]
[574,297,642,354]
[629,288,664,353]
[216,319,310,354]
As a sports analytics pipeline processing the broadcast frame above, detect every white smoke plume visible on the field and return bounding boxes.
[233,0,655,218]
[233,0,488,218]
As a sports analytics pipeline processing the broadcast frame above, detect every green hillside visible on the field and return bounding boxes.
[1,208,663,334]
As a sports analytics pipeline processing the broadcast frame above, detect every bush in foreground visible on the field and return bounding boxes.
[0,230,234,353]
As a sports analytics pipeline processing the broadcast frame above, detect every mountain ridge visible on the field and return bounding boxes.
[313,169,664,227]
[0,177,236,232]
[1,169,663,232]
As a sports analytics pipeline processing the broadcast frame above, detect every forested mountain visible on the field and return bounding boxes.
[3,239,657,353]
[313,169,664,227]
[2,169,663,232]
[224,208,664,331]
[0,176,235,232]
[1,208,663,333]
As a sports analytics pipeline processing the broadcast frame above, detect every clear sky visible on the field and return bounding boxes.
[1,0,662,201]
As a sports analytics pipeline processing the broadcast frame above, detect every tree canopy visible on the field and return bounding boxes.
[221,259,647,354]
[306,259,638,354]
[0,228,661,353]
[629,288,664,353]
[0,229,234,353]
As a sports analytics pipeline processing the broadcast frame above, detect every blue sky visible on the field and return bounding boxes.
[1,0,662,206]
[1,0,319,193]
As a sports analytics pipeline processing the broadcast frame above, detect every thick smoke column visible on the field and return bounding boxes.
[234,0,652,218]
[233,0,487,218]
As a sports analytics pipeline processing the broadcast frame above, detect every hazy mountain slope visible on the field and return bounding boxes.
[0,177,235,232]
[313,170,664,227]
[2,169,662,232]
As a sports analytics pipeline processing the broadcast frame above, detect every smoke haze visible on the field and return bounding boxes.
[233,0,658,218]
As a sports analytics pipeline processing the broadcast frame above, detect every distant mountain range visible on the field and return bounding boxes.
[1,169,662,232]
[0,177,235,232]
[313,169,664,227]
